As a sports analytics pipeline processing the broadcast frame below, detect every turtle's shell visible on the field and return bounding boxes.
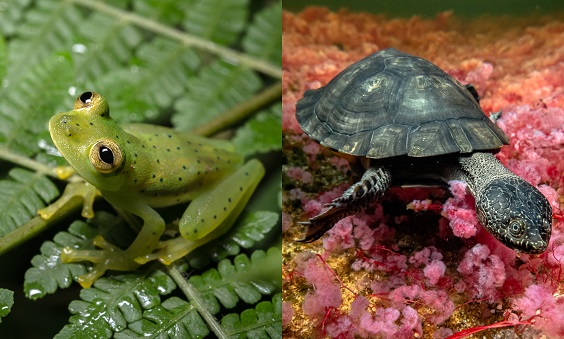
[296,48,509,159]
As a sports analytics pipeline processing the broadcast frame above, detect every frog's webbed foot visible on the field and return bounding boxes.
[38,181,101,220]
[298,166,392,243]
[61,235,141,288]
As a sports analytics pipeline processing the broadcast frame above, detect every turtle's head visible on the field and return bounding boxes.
[475,176,552,254]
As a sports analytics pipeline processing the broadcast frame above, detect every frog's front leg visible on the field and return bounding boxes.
[137,159,265,265]
[61,199,165,288]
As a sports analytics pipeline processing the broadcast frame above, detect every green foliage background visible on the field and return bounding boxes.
[0,0,281,337]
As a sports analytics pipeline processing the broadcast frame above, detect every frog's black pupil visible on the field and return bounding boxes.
[80,92,93,103]
[99,146,114,164]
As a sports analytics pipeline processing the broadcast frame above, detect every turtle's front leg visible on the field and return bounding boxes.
[298,166,392,242]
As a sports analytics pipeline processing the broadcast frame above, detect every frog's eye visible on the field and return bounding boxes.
[89,139,124,174]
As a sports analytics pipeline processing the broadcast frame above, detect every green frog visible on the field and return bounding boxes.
[45,91,264,288]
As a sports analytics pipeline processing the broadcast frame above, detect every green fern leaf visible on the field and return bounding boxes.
[242,1,282,66]
[233,103,282,156]
[76,12,143,84]
[0,0,30,37]
[222,292,282,338]
[186,211,279,269]
[0,36,6,82]
[0,288,14,324]
[114,297,209,339]
[24,221,97,300]
[0,53,74,155]
[7,0,82,85]
[131,37,201,109]
[132,0,191,26]
[183,0,249,45]
[56,270,176,338]
[188,249,279,312]
[172,59,262,130]
[0,168,58,237]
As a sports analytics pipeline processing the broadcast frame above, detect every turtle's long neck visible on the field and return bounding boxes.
[447,152,517,195]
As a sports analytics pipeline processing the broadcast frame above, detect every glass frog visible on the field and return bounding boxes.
[47,91,265,288]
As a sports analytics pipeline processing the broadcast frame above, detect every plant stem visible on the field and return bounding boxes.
[194,81,282,137]
[0,199,83,256]
[167,264,230,339]
[0,147,59,178]
[70,0,281,79]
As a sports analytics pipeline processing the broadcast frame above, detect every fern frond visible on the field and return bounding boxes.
[113,297,209,339]
[187,249,279,312]
[132,37,201,109]
[24,221,96,299]
[172,59,262,131]
[7,0,82,85]
[0,54,74,155]
[55,270,176,338]
[233,103,282,156]
[0,168,58,237]
[222,292,282,338]
[132,0,189,26]
[0,288,14,324]
[76,12,143,84]
[0,36,6,82]
[183,0,249,46]
[242,1,282,66]
[0,0,30,37]
[186,211,279,269]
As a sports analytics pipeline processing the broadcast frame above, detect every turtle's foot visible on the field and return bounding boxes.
[329,166,391,207]
[297,166,392,243]
[61,235,141,288]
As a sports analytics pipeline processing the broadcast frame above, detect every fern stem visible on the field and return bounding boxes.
[70,0,281,79]
[167,265,230,339]
[0,201,82,256]
[0,146,59,178]
[194,81,282,137]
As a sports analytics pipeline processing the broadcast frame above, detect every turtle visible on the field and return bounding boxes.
[295,48,552,254]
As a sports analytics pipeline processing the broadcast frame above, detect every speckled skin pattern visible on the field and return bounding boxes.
[296,48,552,253]
[456,153,552,253]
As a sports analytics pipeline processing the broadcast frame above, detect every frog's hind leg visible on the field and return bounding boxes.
[136,159,265,265]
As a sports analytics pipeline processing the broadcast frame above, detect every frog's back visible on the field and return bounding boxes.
[122,124,242,207]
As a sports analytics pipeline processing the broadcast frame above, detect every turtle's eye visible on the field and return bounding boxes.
[508,219,526,238]
[89,139,124,174]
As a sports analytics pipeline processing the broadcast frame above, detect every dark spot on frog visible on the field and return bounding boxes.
[213,215,217,219]
[166,148,170,152]
[168,134,172,138]
[194,149,199,153]
[152,174,156,178]
[156,159,160,163]
[152,145,157,149]
[178,177,182,181]
[182,165,187,170]
[126,140,130,144]
[197,160,201,164]
[159,178,163,182]
[75,123,80,126]
[176,146,180,151]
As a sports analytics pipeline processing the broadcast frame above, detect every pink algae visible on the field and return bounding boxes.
[282,7,564,339]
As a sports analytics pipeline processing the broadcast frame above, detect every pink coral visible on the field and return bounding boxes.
[457,244,506,301]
